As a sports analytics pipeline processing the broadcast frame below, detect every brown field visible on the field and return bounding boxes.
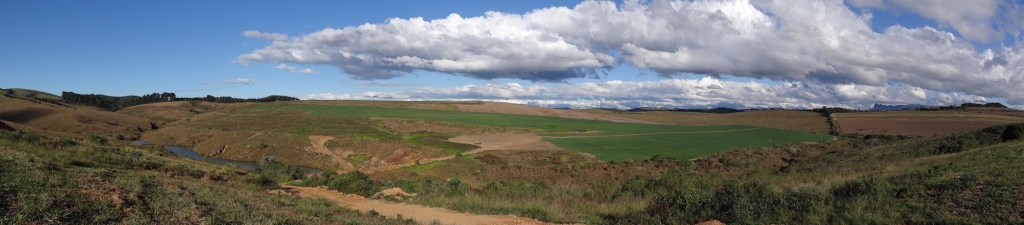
[580,109,830,134]
[0,95,154,140]
[966,107,1024,117]
[834,110,1024,136]
[119,101,244,126]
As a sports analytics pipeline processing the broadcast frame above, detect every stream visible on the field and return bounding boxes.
[135,140,320,174]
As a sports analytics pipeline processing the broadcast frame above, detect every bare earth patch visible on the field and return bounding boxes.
[364,133,561,173]
[306,135,356,171]
[449,133,561,151]
[282,185,552,225]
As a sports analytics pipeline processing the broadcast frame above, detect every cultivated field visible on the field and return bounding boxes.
[293,104,832,161]
[967,107,1024,117]
[140,102,831,170]
[581,109,831,134]
[833,110,1024,136]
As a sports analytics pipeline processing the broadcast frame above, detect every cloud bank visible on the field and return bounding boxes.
[240,0,1024,105]
[304,77,988,110]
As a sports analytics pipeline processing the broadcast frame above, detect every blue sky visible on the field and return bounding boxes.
[2,0,1022,109]
[1,0,587,97]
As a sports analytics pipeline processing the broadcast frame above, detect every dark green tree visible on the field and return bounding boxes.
[1002,124,1024,142]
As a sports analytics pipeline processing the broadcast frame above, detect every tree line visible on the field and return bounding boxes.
[60,91,298,111]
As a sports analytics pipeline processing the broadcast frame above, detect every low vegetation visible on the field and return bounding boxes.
[357,124,1024,224]
[0,130,409,224]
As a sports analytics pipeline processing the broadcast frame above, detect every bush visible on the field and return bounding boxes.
[125,149,144,167]
[87,134,107,145]
[1001,124,1023,142]
[326,171,379,197]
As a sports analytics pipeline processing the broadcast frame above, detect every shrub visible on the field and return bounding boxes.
[87,134,107,145]
[125,149,144,167]
[326,171,379,197]
[1001,124,1023,142]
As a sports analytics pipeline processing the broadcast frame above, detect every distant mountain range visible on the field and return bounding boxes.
[870,104,935,111]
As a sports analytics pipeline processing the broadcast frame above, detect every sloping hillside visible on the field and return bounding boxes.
[0,95,154,140]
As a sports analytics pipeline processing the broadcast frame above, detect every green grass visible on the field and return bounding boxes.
[273,105,831,160]
[546,127,830,160]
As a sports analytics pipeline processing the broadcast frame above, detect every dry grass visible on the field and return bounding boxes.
[582,110,830,134]
[834,110,1024,136]
[118,101,242,126]
[0,95,153,140]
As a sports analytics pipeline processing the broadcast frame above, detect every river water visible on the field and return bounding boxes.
[135,139,319,173]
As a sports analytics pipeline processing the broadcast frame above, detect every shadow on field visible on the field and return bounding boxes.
[0,108,57,123]
[0,121,13,131]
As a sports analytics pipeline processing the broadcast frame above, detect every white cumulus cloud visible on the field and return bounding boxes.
[242,0,1024,104]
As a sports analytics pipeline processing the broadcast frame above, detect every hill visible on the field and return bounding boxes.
[0,95,154,140]
[3,88,61,100]
[0,130,412,224]
[870,103,934,110]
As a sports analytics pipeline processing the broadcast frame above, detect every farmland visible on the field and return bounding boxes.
[289,104,833,161]
[833,110,1024,136]
[967,107,1024,117]
[6,90,1024,224]
[581,109,831,134]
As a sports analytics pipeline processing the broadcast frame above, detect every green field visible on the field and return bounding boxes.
[269,104,832,160]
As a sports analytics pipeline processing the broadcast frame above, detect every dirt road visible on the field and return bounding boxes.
[308,135,355,171]
[282,185,550,225]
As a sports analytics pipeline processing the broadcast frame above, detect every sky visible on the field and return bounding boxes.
[2,0,1023,109]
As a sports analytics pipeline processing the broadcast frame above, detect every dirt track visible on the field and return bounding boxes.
[282,185,550,225]
[308,135,355,171]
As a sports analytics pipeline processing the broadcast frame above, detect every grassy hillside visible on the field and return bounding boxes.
[0,130,410,224]
[5,88,61,100]
[363,124,1024,224]
[0,95,154,140]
